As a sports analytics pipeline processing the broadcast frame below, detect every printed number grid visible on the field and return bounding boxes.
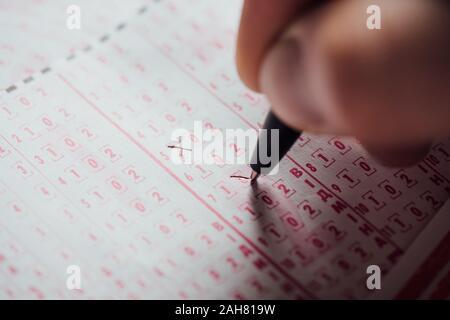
[0,0,449,299]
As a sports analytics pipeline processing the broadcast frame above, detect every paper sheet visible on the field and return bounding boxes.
[0,0,449,299]
[372,203,449,299]
[0,0,148,88]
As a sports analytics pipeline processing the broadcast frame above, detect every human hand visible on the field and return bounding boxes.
[236,0,450,166]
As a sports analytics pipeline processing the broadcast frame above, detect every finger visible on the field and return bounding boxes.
[259,0,450,146]
[236,0,311,91]
[361,140,432,167]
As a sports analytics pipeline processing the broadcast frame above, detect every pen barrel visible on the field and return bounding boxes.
[250,111,301,175]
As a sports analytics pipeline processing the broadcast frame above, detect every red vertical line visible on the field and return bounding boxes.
[58,73,317,299]
[422,159,450,183]
[286,155,402,252]
[395,232,450,299]
[147,40,403,253]
[429,270,450,299]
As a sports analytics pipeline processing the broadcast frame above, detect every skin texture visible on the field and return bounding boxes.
[236,0,450,166]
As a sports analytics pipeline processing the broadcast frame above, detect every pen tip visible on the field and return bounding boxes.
[250,169,260,185]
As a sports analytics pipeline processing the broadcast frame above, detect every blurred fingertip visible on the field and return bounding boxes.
[362,141,432,167]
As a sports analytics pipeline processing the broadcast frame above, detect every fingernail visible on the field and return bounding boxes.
[259,38,326,131]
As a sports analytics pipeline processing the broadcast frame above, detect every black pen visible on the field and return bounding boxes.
[250,111,302,183]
